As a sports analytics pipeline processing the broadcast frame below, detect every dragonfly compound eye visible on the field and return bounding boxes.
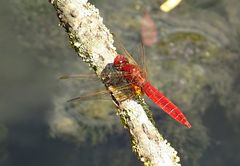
[114,54,129,66]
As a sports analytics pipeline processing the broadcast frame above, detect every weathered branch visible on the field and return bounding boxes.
[49,0,181,165]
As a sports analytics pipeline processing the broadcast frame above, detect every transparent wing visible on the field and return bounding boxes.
[138,42,148,78]
[59,73,99,80]
[68,88,112,102]
[68,83,134,103]
[59,72,142,81]
[112,33,139,66]
[112,33,148,78]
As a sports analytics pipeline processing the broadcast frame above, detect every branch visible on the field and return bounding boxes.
[49,0,181,165]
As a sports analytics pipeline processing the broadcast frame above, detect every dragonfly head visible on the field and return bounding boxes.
[114,54,129,68]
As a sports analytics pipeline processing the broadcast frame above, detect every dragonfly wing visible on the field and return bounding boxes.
[112,33,139,66]
[68,83,133,102]
[59,73,99,80]
[137,42,148,78]
[68,90,111,102]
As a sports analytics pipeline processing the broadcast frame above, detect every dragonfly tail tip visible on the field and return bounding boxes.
[184,121,192,128]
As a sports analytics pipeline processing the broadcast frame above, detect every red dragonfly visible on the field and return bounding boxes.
[62,38,191,128]
[113,54,191,128]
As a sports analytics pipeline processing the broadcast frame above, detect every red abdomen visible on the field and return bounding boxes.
[143,82,191,128]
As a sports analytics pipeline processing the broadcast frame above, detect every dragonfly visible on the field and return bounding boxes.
[62,39,191,128]
[113,53,191,128]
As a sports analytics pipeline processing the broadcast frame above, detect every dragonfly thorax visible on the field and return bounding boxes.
[121,63,147,87]
[113,54,147,87]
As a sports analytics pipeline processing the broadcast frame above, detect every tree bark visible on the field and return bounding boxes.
[49,0,181,165]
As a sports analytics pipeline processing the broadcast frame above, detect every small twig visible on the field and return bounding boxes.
[49,0,181,165]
